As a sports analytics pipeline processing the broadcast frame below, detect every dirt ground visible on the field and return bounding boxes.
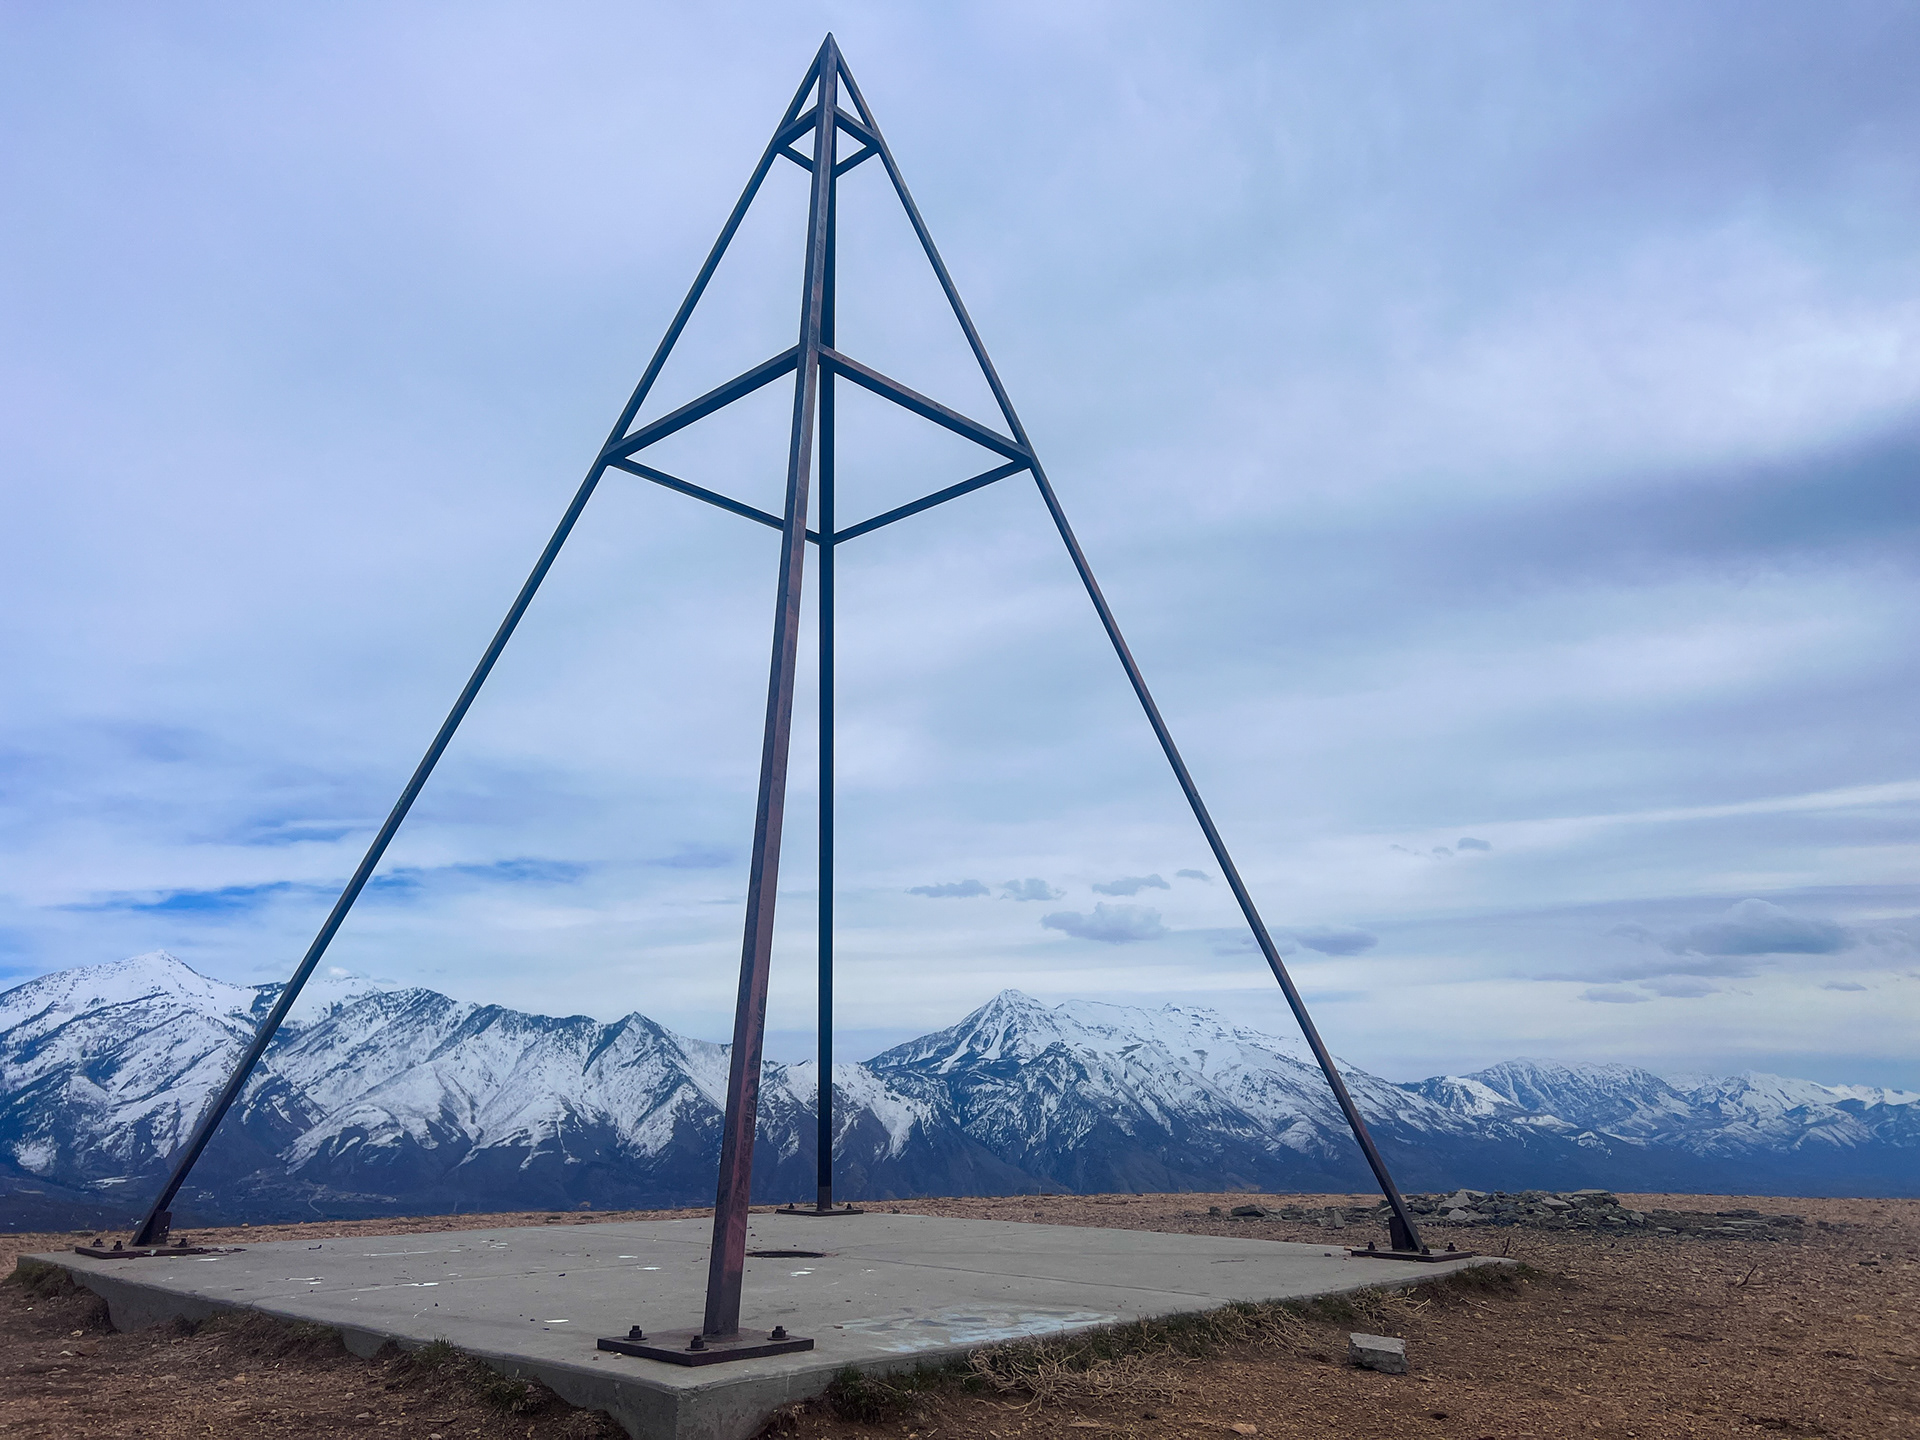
[2,1193,1914,1439]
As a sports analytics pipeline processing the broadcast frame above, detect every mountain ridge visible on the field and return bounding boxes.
[2,952,1914,1228]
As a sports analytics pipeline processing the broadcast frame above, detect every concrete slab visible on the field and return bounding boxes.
[33,1212,1502,1440]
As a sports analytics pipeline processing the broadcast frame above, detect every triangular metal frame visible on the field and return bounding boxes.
[131,36,1428,1339]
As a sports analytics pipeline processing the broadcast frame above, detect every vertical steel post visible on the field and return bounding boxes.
[816,152,838,1214]
[701,41,840,1338]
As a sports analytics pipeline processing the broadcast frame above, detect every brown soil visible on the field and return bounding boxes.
[3,1195,1915,1439]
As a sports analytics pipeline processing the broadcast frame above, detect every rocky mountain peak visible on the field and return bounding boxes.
[2,956,1914,1227]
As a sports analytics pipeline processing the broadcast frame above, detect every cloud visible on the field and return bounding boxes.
[1666,899,1853,957]
[649,845,734,870]
[1210,930,1300,957]
[1581,986,1652,1004]
[1001,878,1063,902]
[908,879,989,898]
[1175,869,1212,882]
[1859,920,1920,952]
[1042,903,1167,944]
[1641,976,1718,998]
[1284,925,1379,956]
[1821,980,1867,992]
[57,857,584,919]
[443,858,588,885]
[1432,847,1453,858]
[1091,874,1170,896]
[235,822,357,847]
[1605,901,1858,976]
[1455,837,1492,852]
[65,881,311,915]
[373,858,590,897]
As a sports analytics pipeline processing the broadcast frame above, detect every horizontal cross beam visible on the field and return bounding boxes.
[776,107,819,149]
[835,459,1029,542]
[609,453,1023,550]
[819,347,1028,462]
[834,146,875,176]
[832,107,879,149]
[606,457,821,543]
[602,347,800,462]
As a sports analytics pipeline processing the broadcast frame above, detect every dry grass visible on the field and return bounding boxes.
[403,1336,550,1413]
[794,1269,1545,1429]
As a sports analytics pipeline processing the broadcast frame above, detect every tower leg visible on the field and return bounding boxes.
[816,144,838,1216]
[701,43,841,1339]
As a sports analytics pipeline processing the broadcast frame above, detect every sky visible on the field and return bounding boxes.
[2,2,1917,1088]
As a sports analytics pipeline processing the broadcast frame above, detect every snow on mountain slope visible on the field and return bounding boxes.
[1,951,260,1030]
[1409,1058,1699,1138]
[867,990,1476,1193]
[3,956,1915,1224]
[0,952,268,1181]
[1682,1071,1920,1113]
[1414,1058,1920,1163]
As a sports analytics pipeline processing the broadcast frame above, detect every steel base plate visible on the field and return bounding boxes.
[596,1328,814,1366]
[774,1204,865,1217]
[72,1244,235,1260]
[1347,1246,1478,1263]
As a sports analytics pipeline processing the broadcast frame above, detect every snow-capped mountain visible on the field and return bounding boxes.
[865,990,1474,1193]
[2,954,1913,1228]
[1409,1057,1920,1178]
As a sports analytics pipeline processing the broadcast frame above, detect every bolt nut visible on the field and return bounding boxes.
[770,1326,788,1341]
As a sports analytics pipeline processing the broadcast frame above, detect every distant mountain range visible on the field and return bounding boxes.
[2,952,1914,1229]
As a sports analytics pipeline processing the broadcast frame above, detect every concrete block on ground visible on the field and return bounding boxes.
[1349,1332,1408,1374]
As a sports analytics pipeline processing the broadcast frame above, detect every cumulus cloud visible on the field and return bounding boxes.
[1175,869,1212,882]
[1456,837,1492,852]
[1581,985,1651,1004]
[1092,874,1170,896]
[1667,899,1853,956]
[1605,901,1859,978]
[1001,878,1063,902]
[1042,903,1167,944]
[1284,924,1379,956]
[908,879,989,898]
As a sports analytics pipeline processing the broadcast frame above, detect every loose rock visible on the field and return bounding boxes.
[1349,1333,1408,1374]
[1347,1190,1811,1240]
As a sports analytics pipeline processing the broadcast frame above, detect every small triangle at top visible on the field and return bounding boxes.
[829,56,873,127]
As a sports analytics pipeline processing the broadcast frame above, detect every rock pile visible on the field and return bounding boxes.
[1374,1190,1810,1239]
